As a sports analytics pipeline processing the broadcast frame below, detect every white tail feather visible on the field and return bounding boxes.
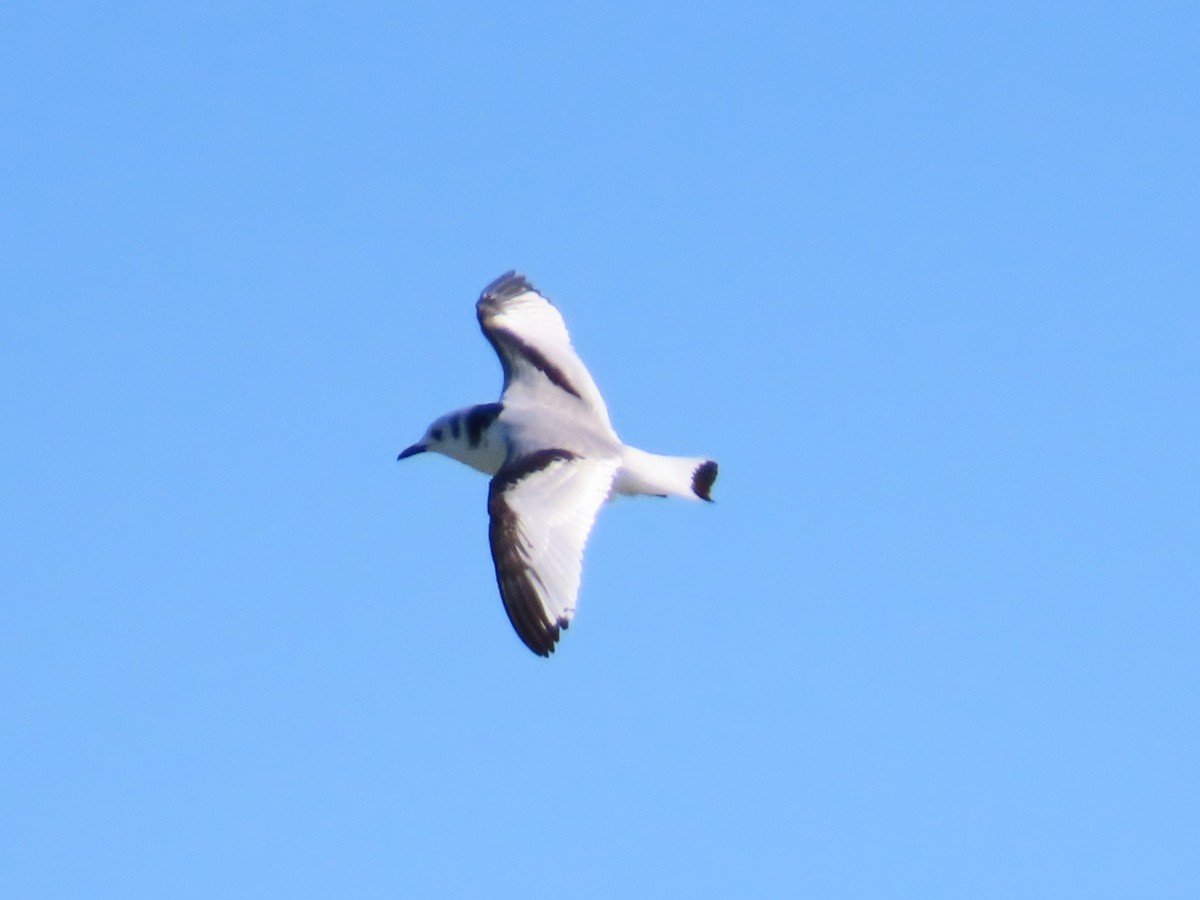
[614,446,717,501]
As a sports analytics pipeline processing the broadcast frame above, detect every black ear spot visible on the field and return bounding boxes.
[431,427,444,441]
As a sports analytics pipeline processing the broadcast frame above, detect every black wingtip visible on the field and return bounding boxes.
[512,614,563,657]
[480,270,535,304]
[523,620,565,658]
[692,460,718,501]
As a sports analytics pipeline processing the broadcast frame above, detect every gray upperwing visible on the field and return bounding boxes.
[486,448,618,656]
[476,272,617,439]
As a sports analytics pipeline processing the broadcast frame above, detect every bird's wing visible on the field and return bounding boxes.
[477,272,616,437]
[487,449,618,656]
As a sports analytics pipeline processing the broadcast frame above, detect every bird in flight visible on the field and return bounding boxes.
[398,272,718,656]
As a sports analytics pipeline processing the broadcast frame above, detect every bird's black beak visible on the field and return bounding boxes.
[397,443,427,461]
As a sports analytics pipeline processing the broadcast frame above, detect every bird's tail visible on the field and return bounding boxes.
[615,447,718,501]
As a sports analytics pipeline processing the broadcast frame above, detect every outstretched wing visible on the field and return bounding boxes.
[487,449,618,656]
[477,272,615,437]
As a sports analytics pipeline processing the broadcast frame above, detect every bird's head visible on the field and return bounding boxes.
[397,403,505,475]
[397,413,455,461]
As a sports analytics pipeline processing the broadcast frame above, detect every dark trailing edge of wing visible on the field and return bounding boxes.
[487,448,579,657]
[692,460,718,501]
[476,271,584,401]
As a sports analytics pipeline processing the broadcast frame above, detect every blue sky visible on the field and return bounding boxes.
[2,2,1197,897]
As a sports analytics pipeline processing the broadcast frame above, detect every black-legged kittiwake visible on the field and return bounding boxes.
[398,271,718,656]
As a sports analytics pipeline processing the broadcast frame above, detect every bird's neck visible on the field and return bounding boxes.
[440,403,506,476]
[442,435,505,476]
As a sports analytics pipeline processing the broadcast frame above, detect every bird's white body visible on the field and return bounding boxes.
[431,402,709,500]
[398,272,717,656]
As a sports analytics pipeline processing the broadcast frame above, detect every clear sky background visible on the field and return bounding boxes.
[2,3,1197,897]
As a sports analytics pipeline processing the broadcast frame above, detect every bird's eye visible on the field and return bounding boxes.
[431,427,444,441]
